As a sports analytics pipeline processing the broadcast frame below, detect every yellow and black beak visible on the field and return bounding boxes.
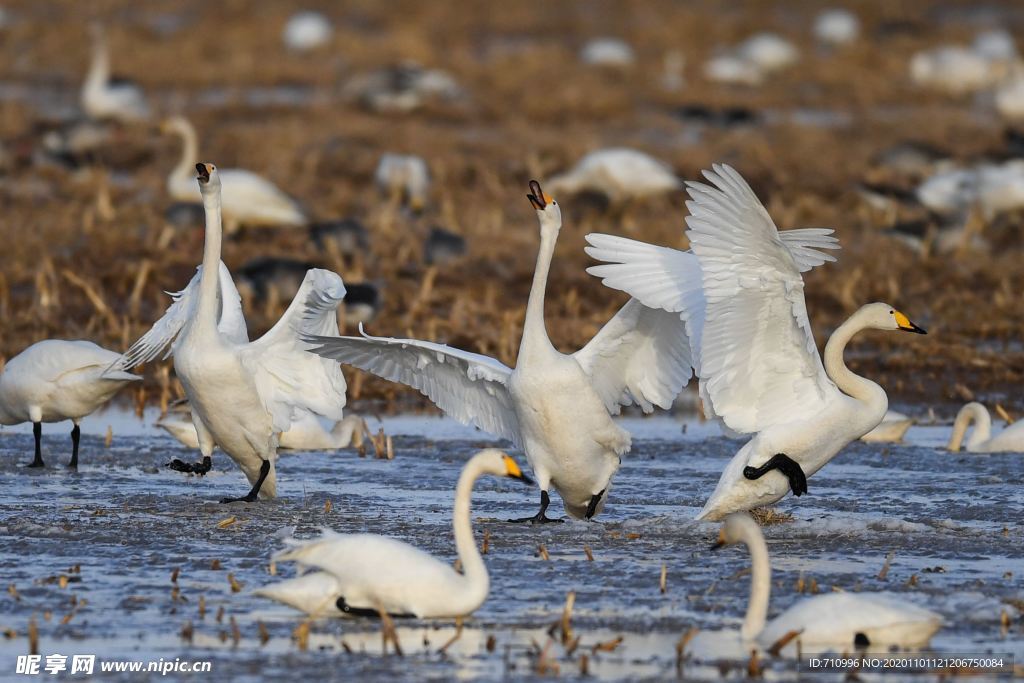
[196,163,211,184]
[710,528,727,551]
[502,454,534,485]
[894,310,927,335]
[527,179,548,210]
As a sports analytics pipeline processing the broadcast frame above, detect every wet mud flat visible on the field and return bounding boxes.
[0,425,1022,681]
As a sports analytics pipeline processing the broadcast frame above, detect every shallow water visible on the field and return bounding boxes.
[1,413,1021,681]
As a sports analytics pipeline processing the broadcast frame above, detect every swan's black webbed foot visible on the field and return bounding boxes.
[743,453,808,497]
[220,459,270,504]
[168,456,212,475]
[584,489,606,520]
[508,490,563,524]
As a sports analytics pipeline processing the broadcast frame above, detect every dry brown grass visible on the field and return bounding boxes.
[1,0,1022,412]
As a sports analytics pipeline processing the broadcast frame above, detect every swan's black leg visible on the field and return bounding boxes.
[509,490,562,524]
[220,459,270,503]
[68,424,81,469]
[585,489,606,520]
[168,456,212,475]
[27,422,44,468]
[743,454,808,496]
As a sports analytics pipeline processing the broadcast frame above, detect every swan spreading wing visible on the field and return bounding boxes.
[104,260,247,374]
[572,298,693,414]
[686,164,841,434]
[241,268,348,432]
[303,326,521,447]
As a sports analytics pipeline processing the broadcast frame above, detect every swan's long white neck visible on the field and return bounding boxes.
[85,36,110,92]
[452,457,489,610]
[738,522,771,640]
[823,309,888,421]
[330,416,365,449]
[170,123,200,191]
[948,402,991,451]
[197,183,223,334]
[518,216,559,363]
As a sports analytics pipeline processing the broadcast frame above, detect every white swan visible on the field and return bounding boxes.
[81,24,149,123]
[947,402,1024,453]
[108,163,347,501]
[714,512,943,650]
[580,38,636,67]
[735,33,799,73]
[703,54,765,86]
[0,340,140,468]
[546,149,682,203]
[909,46,999,95]
[814,9,860,46]
[261,449,532,618]
[282,11,332,52]
[162,117,307,233]
[158,400,367,452]
[375,153,429,212]
[860,409,914,443]
[304,181,692,522]
[254,572,345,617]
[584,164,927,520]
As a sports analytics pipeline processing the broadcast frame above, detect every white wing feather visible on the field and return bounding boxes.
[685,164,840,434]
[573,298,693,414]
[303,326,521,447]
[240,269,348,432]
[105,261,246,374]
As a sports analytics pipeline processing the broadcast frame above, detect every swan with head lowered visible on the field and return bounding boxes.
[259,449,532,618]
[304,181,692,523]
[81,24,150,123]
[106,163,347,501]
[586,164,927,520]
[947,402,1024,453]
[710,513,942,652]
[1,340,140,468]
[162,117,307,234]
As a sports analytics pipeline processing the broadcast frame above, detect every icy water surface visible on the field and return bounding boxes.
[1,413,1022,681]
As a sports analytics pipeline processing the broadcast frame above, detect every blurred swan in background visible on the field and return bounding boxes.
[910,30,1020,96]
[0,340,140,468]
[305,182,692,522]
[580,37,636,68]
[546,148,682,203]
[158,400,367,452]
[108,163,347,501]
[860,410,914,443]
[81,23,149,123]
[814,9,860,46]
[585,164,926,520]
[736,33,799,73]
[703,54,764,86]
[262,449,531,618]
[947,402,1024,453]
[162,117,308,233]
[917,160,1024,220]
[375,153,430,212]
[713,513,943,650]
[282,11,332,52]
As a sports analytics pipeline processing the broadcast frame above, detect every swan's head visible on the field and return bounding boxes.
[858,302,927,334]
[712,512,762,549]
[473,448,534,484]
[196,162,221,194]
[527,179,561,230]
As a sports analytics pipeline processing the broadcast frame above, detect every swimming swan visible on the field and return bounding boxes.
[81,24,149,123]
[304,181,692,522]
[947,402,1024,453]
[162,117,307,233]
[585,164,927,520]
[0,340,141,468]
[714,512,943,650]
[860,410,914,443]
[107,163,347,501]
[262,449,532,618]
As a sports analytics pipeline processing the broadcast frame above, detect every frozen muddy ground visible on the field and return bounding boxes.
[0,412,1022,681]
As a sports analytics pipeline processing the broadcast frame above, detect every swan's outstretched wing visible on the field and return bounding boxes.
[584,233,706,373]
[105,261,246,374]
[303,327,521,447]
[685,164,841,434]
[778,228,841,272]
[573,298,693,414]
[241,268,348,432]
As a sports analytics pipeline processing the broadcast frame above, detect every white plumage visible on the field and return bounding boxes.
[305,182,692,521]
[260,449,531,618]
[0,340,140,467]
[109,163,346,501]
[947,402,1024,453]
[546,149,682,203]
[81,24,149,123]
[374,153,430,211]
[162,117,307,233]
[860,409,913,443]
[814,9,860,46]
[282,11,332,52]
